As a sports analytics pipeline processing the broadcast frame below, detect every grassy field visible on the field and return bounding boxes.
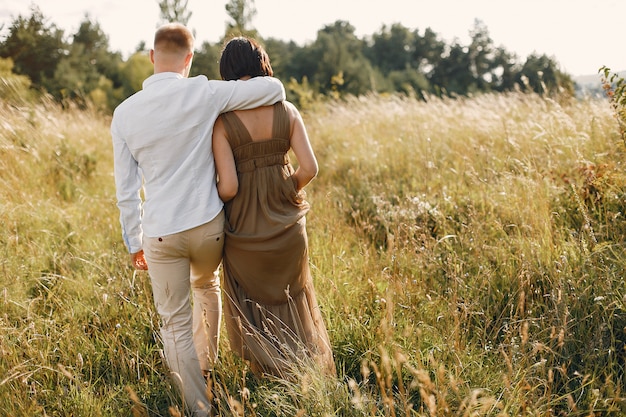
[1,91,626,416]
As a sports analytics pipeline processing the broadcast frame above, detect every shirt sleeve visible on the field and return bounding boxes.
[212,76,286,113]
[111,119,143,254]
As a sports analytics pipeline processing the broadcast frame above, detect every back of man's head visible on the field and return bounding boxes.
[151,23,194,74]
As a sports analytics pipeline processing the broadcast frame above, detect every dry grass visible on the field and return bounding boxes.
[1,91,625,416]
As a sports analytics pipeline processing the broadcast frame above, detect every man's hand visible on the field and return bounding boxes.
[131,250,148,270]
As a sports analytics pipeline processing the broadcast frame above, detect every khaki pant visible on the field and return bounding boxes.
[143,211,224,416]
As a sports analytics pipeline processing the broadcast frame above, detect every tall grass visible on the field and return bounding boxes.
[1,91,625,416]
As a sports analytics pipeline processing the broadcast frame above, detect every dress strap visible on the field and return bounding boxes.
[272,101,290,140]
[221,111,253,148]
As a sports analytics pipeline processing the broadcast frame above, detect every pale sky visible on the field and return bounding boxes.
[0,0,624,77]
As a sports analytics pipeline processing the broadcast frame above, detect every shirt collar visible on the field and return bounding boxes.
[142,72,184,89]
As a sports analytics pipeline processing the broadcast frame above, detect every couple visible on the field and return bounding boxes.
[111,23,334,416]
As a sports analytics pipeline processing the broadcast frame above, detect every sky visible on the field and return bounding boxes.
[0,0,625,77]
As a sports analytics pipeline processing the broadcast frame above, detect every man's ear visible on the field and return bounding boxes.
[184,51,194,67]
[149,49,155,64]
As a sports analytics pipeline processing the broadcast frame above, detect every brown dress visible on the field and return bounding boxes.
[219,102,335,379]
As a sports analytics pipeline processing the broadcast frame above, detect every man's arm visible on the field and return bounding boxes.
[111,122,144,255]
[213,76,286,113]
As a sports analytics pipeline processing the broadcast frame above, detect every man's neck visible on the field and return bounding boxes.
[154,66,186,76]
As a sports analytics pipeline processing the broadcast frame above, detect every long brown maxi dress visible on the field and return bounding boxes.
[219,102,335,379]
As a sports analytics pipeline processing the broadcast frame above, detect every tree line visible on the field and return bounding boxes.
[0,3,575,112]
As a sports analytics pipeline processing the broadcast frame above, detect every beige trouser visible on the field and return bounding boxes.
[143,211,224,417]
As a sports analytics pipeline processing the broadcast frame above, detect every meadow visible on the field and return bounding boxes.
[1,90,625,416]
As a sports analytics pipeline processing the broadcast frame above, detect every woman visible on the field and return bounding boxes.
[212,37,335,379]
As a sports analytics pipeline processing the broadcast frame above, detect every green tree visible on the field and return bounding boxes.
[408,27,446,95]
[366,23,415,75]
[159,0,192,24]
[430,42,473,96]
[0,5,66,92]
[51,43,92,102]
[387,69,429,98]
[224,0,258,39]
[264,38,322,103]
[275,40,319,87]
[118,52,153,99]
[0,57,35,105]
[190,41,221,80]
[365,24,432,96]
[50,16,123,107]
[518,53,574,96]
[309,20,374,97]
[430,20,499,96]
[72,16,123,80]
[262,38,294,79]
[467,19,497,92]
[489,46,520,92]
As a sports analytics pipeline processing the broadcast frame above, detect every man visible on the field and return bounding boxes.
[111,23,285,416]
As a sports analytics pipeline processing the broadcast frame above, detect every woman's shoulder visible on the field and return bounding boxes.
[280,100,302,120]
[281,100,297,111]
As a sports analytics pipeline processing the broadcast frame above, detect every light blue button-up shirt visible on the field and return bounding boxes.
[111,73,285,253]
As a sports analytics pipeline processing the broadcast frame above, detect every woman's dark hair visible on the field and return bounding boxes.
[219,37,273,80]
